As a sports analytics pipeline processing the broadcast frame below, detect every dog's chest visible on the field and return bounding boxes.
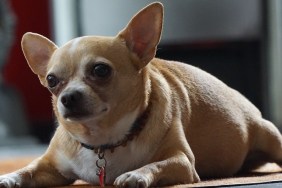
[58,142,152,185]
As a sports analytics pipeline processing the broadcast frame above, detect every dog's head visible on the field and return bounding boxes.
[21,3,163,144]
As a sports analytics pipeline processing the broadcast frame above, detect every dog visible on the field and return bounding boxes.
[1,2,282,188]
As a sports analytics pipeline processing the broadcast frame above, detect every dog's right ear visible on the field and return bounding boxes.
[21,32,57,81]
[118,2,163,68]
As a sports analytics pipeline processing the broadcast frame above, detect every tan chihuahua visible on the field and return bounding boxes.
[1,2,282,188]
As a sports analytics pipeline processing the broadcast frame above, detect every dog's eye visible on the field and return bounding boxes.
[92,63,112,78]
[46,74,59,88]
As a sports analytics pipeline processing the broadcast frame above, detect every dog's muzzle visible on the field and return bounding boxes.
[60,90,90,119]
[61,90,82,109]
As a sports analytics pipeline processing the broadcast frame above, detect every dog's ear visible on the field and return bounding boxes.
[21,32,57,81]
[118,2,163,67]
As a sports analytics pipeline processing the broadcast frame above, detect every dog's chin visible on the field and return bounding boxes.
[63,113,90,122]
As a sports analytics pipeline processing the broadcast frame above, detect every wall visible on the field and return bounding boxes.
[80,0,261,44]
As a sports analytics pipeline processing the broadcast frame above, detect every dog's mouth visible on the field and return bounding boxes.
[63,110,90,120]
[63,107,109,122]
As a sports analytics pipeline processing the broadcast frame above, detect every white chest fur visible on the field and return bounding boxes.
[56,141,152,185]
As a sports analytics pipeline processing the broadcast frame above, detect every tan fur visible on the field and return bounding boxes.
[1,2,282,188]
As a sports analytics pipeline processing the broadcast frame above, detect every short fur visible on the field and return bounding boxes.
[1,2,282,188]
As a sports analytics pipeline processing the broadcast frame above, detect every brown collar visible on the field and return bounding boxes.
[80,105,151,154]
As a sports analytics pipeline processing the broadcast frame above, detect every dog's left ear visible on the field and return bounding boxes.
[118,2,163,67]
[21,32,58,81]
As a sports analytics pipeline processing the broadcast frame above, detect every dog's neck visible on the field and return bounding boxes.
[80,104,151,154]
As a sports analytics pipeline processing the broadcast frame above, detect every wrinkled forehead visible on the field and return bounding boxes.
[47,36,125,72]
[53,36,117,61]
[66,36,118,55]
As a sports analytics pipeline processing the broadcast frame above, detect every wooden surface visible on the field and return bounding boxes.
[1,157,282,187]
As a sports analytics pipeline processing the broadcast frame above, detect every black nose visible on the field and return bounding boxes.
[61,91,82,109]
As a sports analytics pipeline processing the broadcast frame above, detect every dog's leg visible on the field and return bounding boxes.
[114,121,200,188]
[254,119,282,161]
[114,152,199,188]
[245,118,282,170]
[0,155,74,188]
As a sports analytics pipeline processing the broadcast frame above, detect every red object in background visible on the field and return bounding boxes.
[3,0,52,123]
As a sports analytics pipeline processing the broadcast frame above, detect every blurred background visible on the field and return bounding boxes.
[0,0,282,158]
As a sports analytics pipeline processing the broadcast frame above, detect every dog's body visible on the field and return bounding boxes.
[1,2,282,188]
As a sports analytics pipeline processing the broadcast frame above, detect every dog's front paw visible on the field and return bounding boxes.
[0,174,21,188]
[114,171,150,188]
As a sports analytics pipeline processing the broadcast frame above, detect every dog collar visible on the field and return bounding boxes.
[80,105,151,187]
[80,104,151,153]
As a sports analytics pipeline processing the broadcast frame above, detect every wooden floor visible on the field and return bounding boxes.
[1,157,282,187]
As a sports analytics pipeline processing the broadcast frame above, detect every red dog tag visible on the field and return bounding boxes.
[97,166,106,187]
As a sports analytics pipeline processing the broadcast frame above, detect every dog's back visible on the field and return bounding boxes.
[150,58,282,177]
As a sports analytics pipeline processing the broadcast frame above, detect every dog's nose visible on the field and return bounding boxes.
[61,91,82,109]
